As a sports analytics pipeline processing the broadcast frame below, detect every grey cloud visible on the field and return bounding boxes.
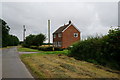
[2,2,118,42]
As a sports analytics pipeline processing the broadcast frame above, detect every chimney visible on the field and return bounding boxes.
[69,20,71,24]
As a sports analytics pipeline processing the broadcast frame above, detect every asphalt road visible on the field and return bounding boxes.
[2,47,34,78]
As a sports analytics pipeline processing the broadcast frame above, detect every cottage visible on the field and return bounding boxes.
[53,21,80,48]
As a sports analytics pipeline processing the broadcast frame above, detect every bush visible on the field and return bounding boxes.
[54,47,64,51]
[38,46,53,51]
[30,46,38,49]
[38,46,63,51]
[69,27,120,70]
[22,34,46,48]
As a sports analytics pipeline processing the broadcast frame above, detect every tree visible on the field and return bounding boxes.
[1,19,10,47]
[23,34,35,47]
[33,33,46,47]
[8,35,19,46]
[1,18,19,47]
[23,33,46,48]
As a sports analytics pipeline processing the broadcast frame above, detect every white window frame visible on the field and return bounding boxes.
[55,42,57,47]
[58,33,62,37]
[58,42,62,47]
[53,34,56,38]
[53,42,55,47]
[59,42,62,47]
[74,33,78,37]
[56,42,58,47]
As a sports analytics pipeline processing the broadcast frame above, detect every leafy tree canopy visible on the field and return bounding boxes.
[1,18,19,47]
[23,33,46,47]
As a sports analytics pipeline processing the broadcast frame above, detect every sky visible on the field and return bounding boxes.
[1,1,118,43]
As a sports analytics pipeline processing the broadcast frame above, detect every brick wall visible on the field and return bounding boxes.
[53,33,62,47]
[53,33,62,42]
[62,25,80,48]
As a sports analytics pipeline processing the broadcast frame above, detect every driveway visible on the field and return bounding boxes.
[2,47,34,79]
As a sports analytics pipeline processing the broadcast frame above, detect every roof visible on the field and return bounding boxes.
[53,24,70,34]
[53,20,80,34]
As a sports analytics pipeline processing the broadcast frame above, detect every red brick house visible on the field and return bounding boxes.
[53,21,80,48]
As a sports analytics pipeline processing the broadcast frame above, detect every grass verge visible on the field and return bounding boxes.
[18,47,40,52]
[20,51,120,78]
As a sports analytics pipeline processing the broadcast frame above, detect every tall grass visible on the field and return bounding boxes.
[69,27,120,70]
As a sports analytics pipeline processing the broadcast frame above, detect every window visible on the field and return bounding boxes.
[74,33,78,37]
[58,33,62,37]
[53,42,55,46]
[55,42,58,47]
[54,42,62,47]
[55,42,57,47]
[58,42,62,47]
[56,42,58,47]
[54,42,57,47]
[53,34,56,38]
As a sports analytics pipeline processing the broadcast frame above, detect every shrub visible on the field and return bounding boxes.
[30,46,38,49]
[22,33,46,48]
[69,27,120,70]
[38,46,63,51]
[54,47,63,51]
[38,46,53,51]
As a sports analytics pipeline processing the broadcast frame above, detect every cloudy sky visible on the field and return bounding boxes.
[1,1,118,42]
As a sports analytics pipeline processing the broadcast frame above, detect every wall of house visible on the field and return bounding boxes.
[53,33,62,47]
[62,25,80,48]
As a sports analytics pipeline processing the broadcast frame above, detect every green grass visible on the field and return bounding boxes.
[20,50,69,57]
[18,46,68,55]
[40,50,69,55]
[18,47,40,52]
[20,49,69,78]
[20,51,120,78]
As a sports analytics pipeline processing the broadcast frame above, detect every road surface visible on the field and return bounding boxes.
[2,47,34,79]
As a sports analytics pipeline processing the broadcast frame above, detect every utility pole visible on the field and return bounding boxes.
[48,20,50,46]
[23,25,26,41]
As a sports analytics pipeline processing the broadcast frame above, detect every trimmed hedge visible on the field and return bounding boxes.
[38,47,63,51]
[69,27,120,70]
[22,45,63,51]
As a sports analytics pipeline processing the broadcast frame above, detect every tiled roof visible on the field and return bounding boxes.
[53,24,70,34]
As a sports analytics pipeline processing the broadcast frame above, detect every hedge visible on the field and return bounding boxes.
[69,27,120,70]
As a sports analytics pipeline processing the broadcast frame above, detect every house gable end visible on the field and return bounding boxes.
[62,23,80,33]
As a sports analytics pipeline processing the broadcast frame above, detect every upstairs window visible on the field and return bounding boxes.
[58,33,62,37]
[53,34,56,38]
[74,33,78,37]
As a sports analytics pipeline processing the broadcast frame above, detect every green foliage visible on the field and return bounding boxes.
[86,59,98,65]
[22,33,46,48]
[22,34,35,47]
[39,50,68,55]
[1,19,10,47]
[69,27,120,70]
[7,35,19,46]
[43,43,53,45]
[38,46,63,51]
[1,19,19,47]
[33,34,46,47]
